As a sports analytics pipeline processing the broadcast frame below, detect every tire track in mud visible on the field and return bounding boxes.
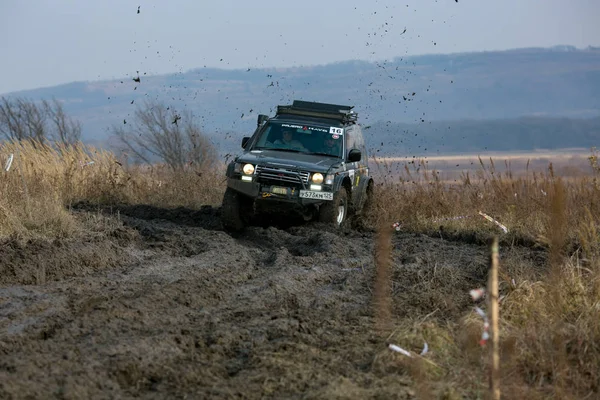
[0,206,545,399]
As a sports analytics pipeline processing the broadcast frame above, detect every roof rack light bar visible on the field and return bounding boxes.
[276,100,357,124]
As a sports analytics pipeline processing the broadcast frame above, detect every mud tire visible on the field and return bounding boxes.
[318,188,349,228]
[352,180,375,230]
[362,180,375,215]
[221,187,251,232]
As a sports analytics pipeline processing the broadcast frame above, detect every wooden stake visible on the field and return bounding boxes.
[489,237,500,400]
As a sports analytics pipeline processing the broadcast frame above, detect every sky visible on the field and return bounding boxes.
[1,0,599,94]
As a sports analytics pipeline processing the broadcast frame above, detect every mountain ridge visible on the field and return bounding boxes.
[2,46,599,155]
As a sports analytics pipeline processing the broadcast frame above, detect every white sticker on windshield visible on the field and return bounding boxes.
[329,127,343,135]
[281,123,328,133]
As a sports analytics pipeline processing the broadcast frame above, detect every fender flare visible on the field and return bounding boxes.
[332,173,353,193]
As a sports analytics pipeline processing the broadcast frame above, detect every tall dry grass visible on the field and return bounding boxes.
[373,149,600,399]
[0,140,225,239]
[370,152,600,254]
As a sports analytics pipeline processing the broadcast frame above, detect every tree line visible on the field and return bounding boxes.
[0,97,81,146]
[367,117,600,155]
[0,97,216,171]
[3,95,596,165]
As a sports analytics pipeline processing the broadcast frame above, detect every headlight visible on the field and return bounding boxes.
[242,164,255,175]
[311,173,324,184]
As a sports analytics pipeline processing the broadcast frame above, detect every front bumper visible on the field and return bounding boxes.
[227,177,331,206]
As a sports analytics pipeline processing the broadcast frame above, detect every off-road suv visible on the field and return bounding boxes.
[221,100,374,232]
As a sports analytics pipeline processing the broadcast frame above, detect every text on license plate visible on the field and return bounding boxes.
[271,186,288,195]
[299,190,333,200]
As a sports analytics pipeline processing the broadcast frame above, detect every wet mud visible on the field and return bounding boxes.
[0,204,544,399]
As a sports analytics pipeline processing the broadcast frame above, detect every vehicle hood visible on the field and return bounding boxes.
[236,150,342,173]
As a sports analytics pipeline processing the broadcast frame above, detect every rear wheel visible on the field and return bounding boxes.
[221,187,252,232]
[354,180,375,229]
[318,188,349,228]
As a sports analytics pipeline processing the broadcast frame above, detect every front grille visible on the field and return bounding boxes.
[255,165,310,186]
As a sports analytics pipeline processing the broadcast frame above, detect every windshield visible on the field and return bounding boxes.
[252,121,344,158]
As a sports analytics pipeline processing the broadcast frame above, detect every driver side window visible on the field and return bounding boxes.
[345,128,357,159]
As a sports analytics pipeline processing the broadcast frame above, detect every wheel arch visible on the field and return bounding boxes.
[341,176,353,194]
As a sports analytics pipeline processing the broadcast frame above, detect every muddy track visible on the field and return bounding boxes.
[0,205,546,399]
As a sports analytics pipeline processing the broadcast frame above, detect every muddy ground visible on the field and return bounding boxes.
[0,204,546,399]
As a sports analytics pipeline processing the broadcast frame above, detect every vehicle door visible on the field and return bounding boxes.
[344,126,362,206]
[352,125,370,207]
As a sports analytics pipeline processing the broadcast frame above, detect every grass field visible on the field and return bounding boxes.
[370,148,594,183]
[367,147,600,398]
[1,140,599,398]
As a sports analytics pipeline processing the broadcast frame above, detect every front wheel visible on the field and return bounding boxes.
[318,188,349,228]
[221,187,251,232]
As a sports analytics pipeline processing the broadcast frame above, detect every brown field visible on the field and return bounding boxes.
[1,141,599,399]
[370,148,595,183]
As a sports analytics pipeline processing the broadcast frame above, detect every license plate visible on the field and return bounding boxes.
[271,186,288,195]
[299,190,333,200]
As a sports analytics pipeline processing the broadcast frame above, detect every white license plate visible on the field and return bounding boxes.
[299,190,333,200]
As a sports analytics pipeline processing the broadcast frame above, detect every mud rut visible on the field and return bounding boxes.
[0,205,544,399]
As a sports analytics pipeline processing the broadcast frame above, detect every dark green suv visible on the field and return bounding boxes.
[221,100,374,232]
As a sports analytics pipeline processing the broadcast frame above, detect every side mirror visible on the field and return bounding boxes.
[347,149,361,162]
[241,137,250,148]
[257,114,269,128]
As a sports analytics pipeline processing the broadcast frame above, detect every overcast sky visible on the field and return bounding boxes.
[1,0,599,94]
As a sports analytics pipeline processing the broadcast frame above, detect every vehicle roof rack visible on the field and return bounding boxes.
[276,100,358,124]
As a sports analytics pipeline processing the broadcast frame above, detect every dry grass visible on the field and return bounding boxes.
[2,140,599,398]
[370,150,600,252]
[372,148,600,399]
[0,140,225,239]
[382,256,600,399]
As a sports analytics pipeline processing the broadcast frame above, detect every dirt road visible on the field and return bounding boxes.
[0,204,538,399]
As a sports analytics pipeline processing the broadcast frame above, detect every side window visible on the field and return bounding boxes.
[355,126,367,158]
[345,127,357,158]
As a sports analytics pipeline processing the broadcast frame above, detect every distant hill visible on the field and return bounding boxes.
[3,46,600,155]
[366,116,600,157]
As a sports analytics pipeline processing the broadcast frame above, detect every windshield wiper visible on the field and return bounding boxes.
[306,151,339,158]
[252,147,303,153]
[266,148,302,153]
